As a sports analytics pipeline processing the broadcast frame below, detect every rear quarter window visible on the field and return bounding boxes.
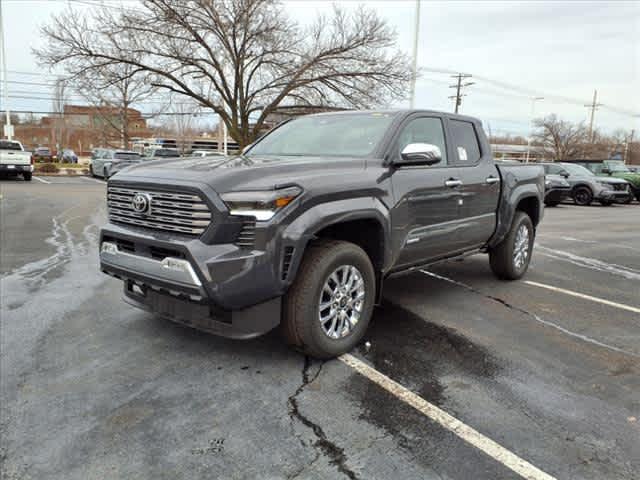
[450,120,481,164]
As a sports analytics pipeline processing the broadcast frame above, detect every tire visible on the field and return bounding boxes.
[23,172,32,181]
[103,166,110,179]
[489,211,534,280]
[544,201,560,207]
[598,200,614,206]
[282,239,376,359]
[89,164,95,177]
[573,186,593,206]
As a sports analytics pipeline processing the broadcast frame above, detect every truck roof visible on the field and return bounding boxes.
[307,109,480,123]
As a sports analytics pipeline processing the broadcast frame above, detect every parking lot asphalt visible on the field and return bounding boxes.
[1,177,639,480]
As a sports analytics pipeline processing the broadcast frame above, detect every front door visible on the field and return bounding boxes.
[390,115,464,268]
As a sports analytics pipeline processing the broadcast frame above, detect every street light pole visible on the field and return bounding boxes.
[408,0,420,109]
[0,0,12,140]
[525,96,544,163]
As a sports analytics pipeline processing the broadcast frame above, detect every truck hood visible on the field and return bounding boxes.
[113,154,369,192]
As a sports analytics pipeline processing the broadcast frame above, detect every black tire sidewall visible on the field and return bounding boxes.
[573,187,593,206]
[294,243,375,358]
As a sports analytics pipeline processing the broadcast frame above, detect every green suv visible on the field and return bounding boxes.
[576,160,640,203]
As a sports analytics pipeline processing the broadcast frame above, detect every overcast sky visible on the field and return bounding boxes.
[3,0,639,136]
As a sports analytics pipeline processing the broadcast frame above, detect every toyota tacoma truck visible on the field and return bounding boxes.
[0,140,33,181]
[100,110,544,358]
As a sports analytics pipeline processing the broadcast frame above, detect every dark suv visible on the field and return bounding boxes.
[542,162,631,206]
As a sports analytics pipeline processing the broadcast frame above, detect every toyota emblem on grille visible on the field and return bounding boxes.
[132,193,152,214]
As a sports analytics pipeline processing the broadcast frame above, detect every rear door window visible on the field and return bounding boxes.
[450,120,481,164]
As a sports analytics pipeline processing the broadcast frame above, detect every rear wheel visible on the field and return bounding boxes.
[489,211,534,280]
[282,240,375,359]
[23,172,32,181]
[89,164,95,177]
[573,186,593,206]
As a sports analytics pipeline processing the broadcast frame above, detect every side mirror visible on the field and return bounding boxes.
[601,168,611,175]
[560,171,570,178]
[398,143,442,166]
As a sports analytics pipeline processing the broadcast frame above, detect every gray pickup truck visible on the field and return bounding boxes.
[100,110,544,358]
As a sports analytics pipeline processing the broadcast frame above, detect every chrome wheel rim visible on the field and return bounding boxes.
[318,265,365,339]
[513,224,530,270]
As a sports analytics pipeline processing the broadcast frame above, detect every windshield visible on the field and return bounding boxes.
[249,113,395,157]
[561,164,594,176]
[607,161,630,173]
[0,141,22,151]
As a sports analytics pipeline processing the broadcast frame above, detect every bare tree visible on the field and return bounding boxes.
[36,0,412,147]
[74,63,160,148]
[532,114,589,161]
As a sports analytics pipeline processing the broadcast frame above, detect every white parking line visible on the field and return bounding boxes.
[33,176,51,184]
[524,281,640,315]
[339,354,557,480]
[80,176,105,184]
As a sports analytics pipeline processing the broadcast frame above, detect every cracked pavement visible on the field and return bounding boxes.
[1,178,639,479]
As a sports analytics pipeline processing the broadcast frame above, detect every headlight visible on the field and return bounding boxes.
[597,181,612,189]
[221,186,302,221]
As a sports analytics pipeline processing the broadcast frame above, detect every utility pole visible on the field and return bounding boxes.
[525,96,544,163]
[0,0,13,140]
[624,129,634,164]
[584,89,603,143]
[408,0,421,109]
[449,73,473,114]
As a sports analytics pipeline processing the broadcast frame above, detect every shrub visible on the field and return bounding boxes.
[36,163,60,174]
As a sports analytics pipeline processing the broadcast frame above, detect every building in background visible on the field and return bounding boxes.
[14,105,151,154]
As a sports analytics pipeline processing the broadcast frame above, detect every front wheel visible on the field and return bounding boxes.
[103,166,110,179]
[489,211,534,280]
[573,186,593,206]
[23,172,32,181]
[282,240,375,359]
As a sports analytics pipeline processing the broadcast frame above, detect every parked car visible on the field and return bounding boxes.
[58,148,78,163]
[541,162,631,206]
[90,149,142,179]
[99,110,545,359]
[541,169,571,207]
[0,140,33,181]
[143,147,181,159]
[574,160,640,203]
[32,147,53,163]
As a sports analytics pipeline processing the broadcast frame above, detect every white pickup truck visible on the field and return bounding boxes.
[0,140,33,181]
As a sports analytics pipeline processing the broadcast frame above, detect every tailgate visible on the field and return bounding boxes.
[0,151,31,166]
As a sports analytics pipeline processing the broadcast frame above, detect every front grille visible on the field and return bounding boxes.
[235,219,256,248]
[107,186,212,236]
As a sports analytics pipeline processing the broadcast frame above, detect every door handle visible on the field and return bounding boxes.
[444,179,463,188]
[485,176,500,185]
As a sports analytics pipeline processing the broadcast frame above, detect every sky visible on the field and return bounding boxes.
[2,0,639,137]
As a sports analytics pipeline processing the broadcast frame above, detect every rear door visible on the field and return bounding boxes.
[448,118,501,250]
[390,115,464,267]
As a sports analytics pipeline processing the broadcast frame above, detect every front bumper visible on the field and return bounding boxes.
[99,221,292,339]
[595,189,630,202]
[0,164,33,173]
